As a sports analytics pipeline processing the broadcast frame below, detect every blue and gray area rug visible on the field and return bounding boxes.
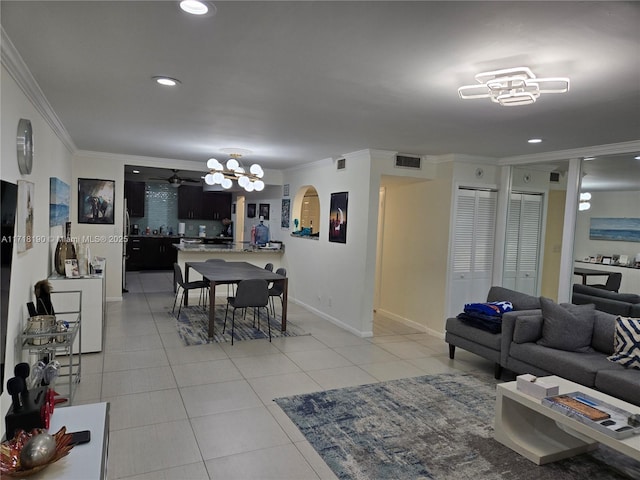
[172,305,308,345]
[275,373,639,480]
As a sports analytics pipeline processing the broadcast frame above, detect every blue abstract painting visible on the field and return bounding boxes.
[590,217,640,242]
[50,177,70,227]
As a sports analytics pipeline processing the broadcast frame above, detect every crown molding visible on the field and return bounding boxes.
[498,140,640,166]
[2,27,76,154]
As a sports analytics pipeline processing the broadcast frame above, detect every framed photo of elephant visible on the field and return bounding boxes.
[78,178,115,224]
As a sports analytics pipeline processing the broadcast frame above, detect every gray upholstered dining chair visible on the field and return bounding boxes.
[172,263,208,317]
[223,279,270,345]
[264,262,274,272]
[268,267,286,316]
[592,272,622,292]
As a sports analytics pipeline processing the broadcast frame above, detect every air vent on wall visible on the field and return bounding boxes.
[550,172,560,183]
[395,155,421,169]
[336,158,346,170]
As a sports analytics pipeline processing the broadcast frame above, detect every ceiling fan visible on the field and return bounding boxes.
[150,169,201,188]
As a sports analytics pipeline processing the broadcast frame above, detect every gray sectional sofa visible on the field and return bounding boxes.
[501,304,640,406]
[445,286,640,406]
[572,283,640,316]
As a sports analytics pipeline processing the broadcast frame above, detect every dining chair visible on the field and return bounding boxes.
[264,262,274,272]
[205,258,235,295]
[592,272,622,292]
[268,267,286,316]
[223,279,270,345]
[172,263,208,317]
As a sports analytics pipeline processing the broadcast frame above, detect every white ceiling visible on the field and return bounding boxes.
[2,1,639,179]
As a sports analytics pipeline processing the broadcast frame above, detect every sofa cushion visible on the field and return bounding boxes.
[509,342,612,387]
[595,368,640,407]
[631,304,640,317]
[537,298,595,353]
[487,286,540,310]
[513,315,543,344]
[607,316,640,369]
[591,311,616,355]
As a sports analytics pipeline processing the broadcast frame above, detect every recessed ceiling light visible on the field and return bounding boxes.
[180,1,210,15]
[132,170,140,174]
[583,157,596,161]
[528,138,542,144]
[152,76,181,87]
[635,155,640,160]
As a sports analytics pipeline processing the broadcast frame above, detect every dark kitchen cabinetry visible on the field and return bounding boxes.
[126,237,178,271]
[124,180,146,217]
[204,192,232,220]
[178,186,231,220]
[177,185,202,220]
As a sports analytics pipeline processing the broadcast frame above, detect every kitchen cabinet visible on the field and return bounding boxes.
[126,236,178,270]
[124,180,146,217]
[204,191,232,220]
[178,185,231,220]
[178,185,202,219]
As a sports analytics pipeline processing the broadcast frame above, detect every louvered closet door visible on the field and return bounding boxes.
[449,189,497,317]
[503,193,543,296]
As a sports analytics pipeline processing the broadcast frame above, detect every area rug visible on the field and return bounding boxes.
[274,373,639,480]
[171,304,309,345]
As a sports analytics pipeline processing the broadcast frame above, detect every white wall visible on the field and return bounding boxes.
[574,190,640,262]
[1,65,73,432]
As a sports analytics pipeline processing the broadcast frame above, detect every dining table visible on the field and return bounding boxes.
[184,261,288,338]
[573,266,611,285]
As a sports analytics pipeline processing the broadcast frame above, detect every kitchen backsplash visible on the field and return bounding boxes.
[130,183,224,236]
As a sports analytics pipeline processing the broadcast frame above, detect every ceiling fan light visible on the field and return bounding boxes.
[170,182,181,188]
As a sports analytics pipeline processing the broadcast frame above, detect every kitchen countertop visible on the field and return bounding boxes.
[129,235,233,240]
[174,242,283,253]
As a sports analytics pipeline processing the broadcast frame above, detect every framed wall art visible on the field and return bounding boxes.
[78,178,115,224]
[329,192,348,244]
[281,198,290,229]
[259,203,270,220]
[50,177,70,227]
[247,203,256,218]
[590,217,640,243]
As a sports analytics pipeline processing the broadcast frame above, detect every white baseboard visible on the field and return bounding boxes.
[375,308,445,339]
[291,297,373,338]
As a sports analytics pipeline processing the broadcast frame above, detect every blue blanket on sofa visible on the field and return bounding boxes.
[457,301,514,333]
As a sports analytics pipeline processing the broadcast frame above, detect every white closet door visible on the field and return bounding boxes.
[503,193,543,296]
[449,188,497,316]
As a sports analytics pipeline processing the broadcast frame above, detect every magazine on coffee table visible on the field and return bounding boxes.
[542,391,640,440]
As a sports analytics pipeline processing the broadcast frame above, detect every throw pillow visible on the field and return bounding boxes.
[608,316,640,369]
[537,297,595,352]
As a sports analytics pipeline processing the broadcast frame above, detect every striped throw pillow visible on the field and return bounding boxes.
[607,316,640,369]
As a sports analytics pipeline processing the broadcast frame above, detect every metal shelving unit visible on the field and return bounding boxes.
[19,290,82,405]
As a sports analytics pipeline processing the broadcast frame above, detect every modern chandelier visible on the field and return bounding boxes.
[204,153,265,192]
[458,67,570,106]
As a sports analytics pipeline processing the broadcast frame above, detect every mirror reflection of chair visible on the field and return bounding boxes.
[172,263,208,317]
[264,263,274,272]
[223,279,270,345]
[268,267,287,316]
[592,272,622,292]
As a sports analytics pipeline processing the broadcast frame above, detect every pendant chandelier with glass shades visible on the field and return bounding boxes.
[204,152,265,192]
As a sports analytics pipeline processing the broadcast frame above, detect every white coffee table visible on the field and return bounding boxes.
[494,375,640,465]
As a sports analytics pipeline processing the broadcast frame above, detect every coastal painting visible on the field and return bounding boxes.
[589,217,640,243]
[50,177,70,227]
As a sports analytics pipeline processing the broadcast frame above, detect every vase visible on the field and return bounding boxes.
[54,239,77,275]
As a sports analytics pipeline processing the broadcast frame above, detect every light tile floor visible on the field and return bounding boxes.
[70,271,495,479]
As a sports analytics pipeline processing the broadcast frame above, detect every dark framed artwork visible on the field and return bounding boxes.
[247,203,256,218]
[259,203,270,220]
[329,192,348,244]
[281,199,290,229]
[78,178,115,224]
